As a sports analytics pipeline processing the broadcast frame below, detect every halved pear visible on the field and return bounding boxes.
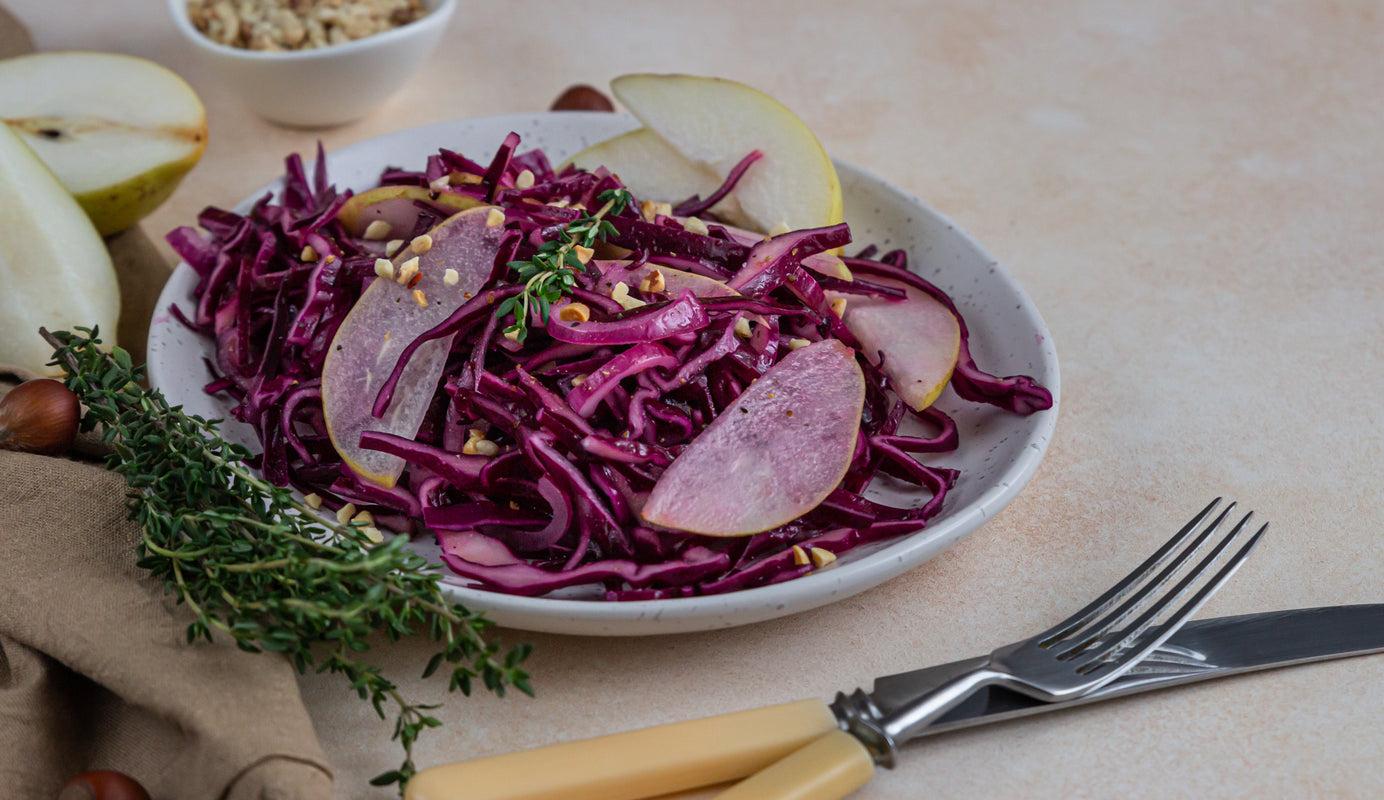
[337,185,485,238]
[0,123,119,375]
[0,52,206,236]
[566,127,746,224]
[611,74,843,235]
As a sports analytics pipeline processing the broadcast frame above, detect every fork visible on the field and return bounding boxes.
[711,498,1267,799]
[403,499,1266,800]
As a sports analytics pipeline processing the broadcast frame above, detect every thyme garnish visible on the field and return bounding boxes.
[495,188,632,342]
[41,327,532,794]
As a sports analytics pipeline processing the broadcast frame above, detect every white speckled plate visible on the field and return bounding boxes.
[148,112,1059,636]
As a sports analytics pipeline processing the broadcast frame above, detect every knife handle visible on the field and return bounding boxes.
[712,730,875,800]
[404,698,839,800]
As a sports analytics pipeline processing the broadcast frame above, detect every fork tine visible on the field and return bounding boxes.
[1038,497,1225,648]
[1074,519,1268,675]
[1051,502,1238,659]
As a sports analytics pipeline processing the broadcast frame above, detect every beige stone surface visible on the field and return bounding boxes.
[9,0,1383,797]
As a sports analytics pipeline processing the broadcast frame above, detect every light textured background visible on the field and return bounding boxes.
[10,1,1383,797]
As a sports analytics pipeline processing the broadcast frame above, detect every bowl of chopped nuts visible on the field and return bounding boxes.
[169,0,456,128]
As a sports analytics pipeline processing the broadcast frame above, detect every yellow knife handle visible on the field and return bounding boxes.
[711,730,875,800]
[405,698,839,800]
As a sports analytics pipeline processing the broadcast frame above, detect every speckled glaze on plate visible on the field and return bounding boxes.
[147,112,1060,635]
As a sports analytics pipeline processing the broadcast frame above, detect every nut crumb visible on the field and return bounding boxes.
[396,256,420,284]
[301,245,318,262]
[363,219,392,240]
[335,503,357,525]
[611,281,646,311]
[829,297,847,318]
[429,174,451,192]
[443,268,460,286]
[413,288,428,307]
[810,547,837,568]
[791,545,810,566]
[515,169,535,189]
[305,492,323,509]
[374,258,395,280]
[558,302,591,323]
[410,234,433,255]
[786,337,812,350]
[682,217,709,236]
[361,526,384,544]
[639,269,665,293]
[486,208,506,227]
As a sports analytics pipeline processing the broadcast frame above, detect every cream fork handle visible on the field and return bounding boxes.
[404,699,838,800]
[712,730,875,800]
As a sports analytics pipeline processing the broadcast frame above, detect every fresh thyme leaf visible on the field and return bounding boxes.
[496,188,633,340]
[41,327,533,796]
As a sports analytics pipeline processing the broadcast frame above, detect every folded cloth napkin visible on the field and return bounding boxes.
[0,426,334,799]
[0,231,335,796]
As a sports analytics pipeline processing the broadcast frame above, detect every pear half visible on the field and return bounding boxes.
[611,74,843,235]
[0,123,119,375]
[0,52,207,235]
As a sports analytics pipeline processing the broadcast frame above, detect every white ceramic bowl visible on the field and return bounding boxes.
[167,0,456,127]
[148,112,1060,635]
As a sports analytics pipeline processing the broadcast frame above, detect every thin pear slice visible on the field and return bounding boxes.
[700,218,852,281]
[830,276,961,411]
[322,206,505,487]
[0,123,118,375]
[337,185,484,238]
[642,340,864,537]
[0,52,206,235]
[611,74,843,235]
[566,127,746,223]
[591,260,740,300]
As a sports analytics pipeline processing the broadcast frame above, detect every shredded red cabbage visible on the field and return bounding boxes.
[168,134,1052,600]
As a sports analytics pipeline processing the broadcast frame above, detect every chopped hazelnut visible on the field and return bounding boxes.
[335,503,357,525]
[413,289,428,307]
[486,208,506,227]
[639,269,666,293]
[443,268,460,286]
[352,509,374,525]
[786,337,812,351]
[791,545,810,566]
[573,245,594,265]
[558,302,591,323]
[429,174,451,192]
[301,245,318,262]
[830,297,848,318]
[410,234,433,255]
[810,547,837,568]
[611,281,646,311]
[515,169,535,189]
[682,216,710,236]
[396,256,420,285]
[305,492,323,510]
[374,258,395,280]
[362,219,392,240]
[570,375,586,387]
[734,317,753,338]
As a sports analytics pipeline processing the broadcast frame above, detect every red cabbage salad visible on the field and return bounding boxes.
[168,134,1052,600]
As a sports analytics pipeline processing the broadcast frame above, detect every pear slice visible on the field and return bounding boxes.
[611,74,843,235]
[322,206,505,488]
[830,276,961,411]
[0,123,119,375]
[641,340,864,537]
[566,127,746,224]
[337,185,485,238]
[0,52,206,235]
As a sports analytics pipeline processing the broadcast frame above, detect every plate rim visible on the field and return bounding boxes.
[148,111,1060,635]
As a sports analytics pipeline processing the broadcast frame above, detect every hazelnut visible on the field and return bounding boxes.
[549,84,615,112]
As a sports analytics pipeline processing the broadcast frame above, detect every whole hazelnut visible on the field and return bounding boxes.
[550,84,614,112]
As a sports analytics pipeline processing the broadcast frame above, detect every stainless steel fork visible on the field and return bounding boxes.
[831,497,1267,768]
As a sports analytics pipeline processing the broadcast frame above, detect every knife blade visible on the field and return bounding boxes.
[867,603,1384,739]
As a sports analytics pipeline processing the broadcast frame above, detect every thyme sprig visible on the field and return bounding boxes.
[41,327,532,794]
[496,188,632,342]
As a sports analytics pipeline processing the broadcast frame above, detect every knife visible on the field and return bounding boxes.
[405,604,1384,800]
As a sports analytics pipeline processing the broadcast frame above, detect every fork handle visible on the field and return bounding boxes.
[404,699,839,800]
[712,730,875,800]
